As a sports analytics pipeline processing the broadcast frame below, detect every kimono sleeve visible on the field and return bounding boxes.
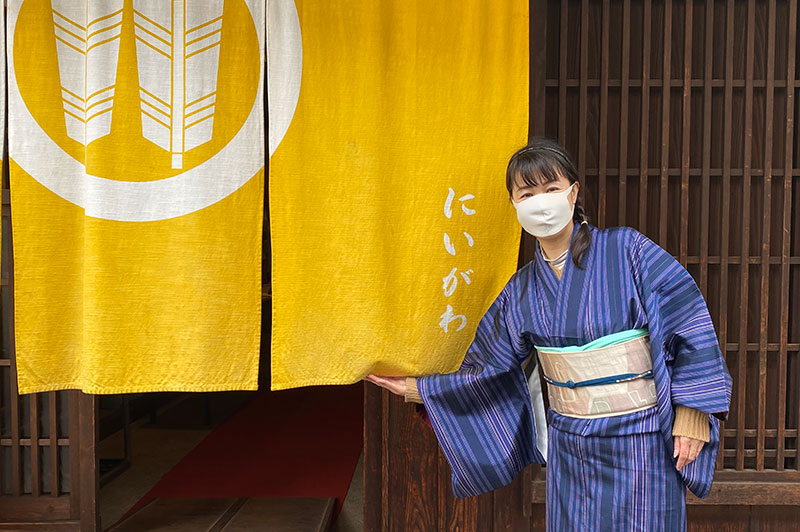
[631,232,732,419]
[416,285,544,498]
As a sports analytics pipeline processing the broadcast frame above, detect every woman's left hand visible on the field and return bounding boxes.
[673,436,704,470]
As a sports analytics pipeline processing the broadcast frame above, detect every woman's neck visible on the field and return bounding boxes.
[537,221,575,260]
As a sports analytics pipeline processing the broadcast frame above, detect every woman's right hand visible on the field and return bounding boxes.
[364,374,407,397]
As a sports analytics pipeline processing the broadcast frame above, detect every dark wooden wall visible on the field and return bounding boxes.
[365,0,800,529]
[0,196,97,530]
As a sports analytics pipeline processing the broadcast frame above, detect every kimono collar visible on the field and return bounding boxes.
[535,221,581,268]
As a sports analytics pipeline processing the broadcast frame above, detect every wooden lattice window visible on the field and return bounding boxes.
[531,0,800,504]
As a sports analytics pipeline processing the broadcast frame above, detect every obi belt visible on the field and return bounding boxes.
[535,328,658,419]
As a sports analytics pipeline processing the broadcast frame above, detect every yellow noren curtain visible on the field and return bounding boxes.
[9,0,264,394]
[269,0,529,389]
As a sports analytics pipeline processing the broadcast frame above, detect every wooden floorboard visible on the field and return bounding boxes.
[107,498,239,532]
[221,497,335,532]
[106,497,336,532]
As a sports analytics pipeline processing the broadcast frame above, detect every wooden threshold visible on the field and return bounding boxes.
[107,497,335,532]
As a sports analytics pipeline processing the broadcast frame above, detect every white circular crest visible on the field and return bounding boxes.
[7,0,300,222]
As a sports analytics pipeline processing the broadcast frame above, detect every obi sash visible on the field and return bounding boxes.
[535,329,658,419]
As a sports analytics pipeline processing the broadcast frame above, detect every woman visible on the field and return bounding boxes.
[366,138,732,531]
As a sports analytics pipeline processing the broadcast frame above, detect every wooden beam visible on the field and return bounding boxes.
[0,495,72,521]
[0,523,80,531]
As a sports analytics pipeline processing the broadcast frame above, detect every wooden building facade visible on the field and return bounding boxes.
[1,0,799,530]
[365,0,800,530]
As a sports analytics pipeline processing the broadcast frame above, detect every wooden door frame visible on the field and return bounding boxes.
[0,158,98,531]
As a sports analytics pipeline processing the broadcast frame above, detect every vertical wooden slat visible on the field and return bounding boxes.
[658,0,672,248]
[699,0,713,295]
[639,0,652,231]
[716,0,734,472]
[491,477,529,531]
[618,0,631,225]
[391,394,437,532]
[477,485,493,532]
[436,449,447,532]
[380,389,389,532]
[0,365,3,496]
[122,397,131,479]
[778,0,797,472]
[700,0,719,469]
[598,0,609,227]
[529,0,548,139]
[78,393,98,532]
[30,394,40,496]
[1,29,7,500]
[578,0,588,200]
[69,391,81,519]
[49,391,59,496]
[7,386,20,498]
[679,0,693,266]
[558,0,568,147]
[363,384,383,532]
[8,205,20,497]
[736,0,756,471]
[0,281,4,497]
[478,491,493,532]
[521,465,532,519]
[756,0,776,472]
[797,8,800,178]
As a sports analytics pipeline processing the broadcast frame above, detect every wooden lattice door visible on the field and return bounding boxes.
[0,151,98,530]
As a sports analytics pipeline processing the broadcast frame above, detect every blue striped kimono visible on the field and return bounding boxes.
[417,223,732,529]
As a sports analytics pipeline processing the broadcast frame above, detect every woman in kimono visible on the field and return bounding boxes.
[366,138,732,531]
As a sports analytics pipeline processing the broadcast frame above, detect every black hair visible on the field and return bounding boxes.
[505,137,591,268]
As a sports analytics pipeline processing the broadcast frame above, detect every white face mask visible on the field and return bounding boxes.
[512,183,575,237]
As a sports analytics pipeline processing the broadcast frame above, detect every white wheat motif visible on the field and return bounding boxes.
[51,1,124,146]
[133,1,224,169]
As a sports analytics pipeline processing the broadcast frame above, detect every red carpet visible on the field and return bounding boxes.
[134,383,363,516]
